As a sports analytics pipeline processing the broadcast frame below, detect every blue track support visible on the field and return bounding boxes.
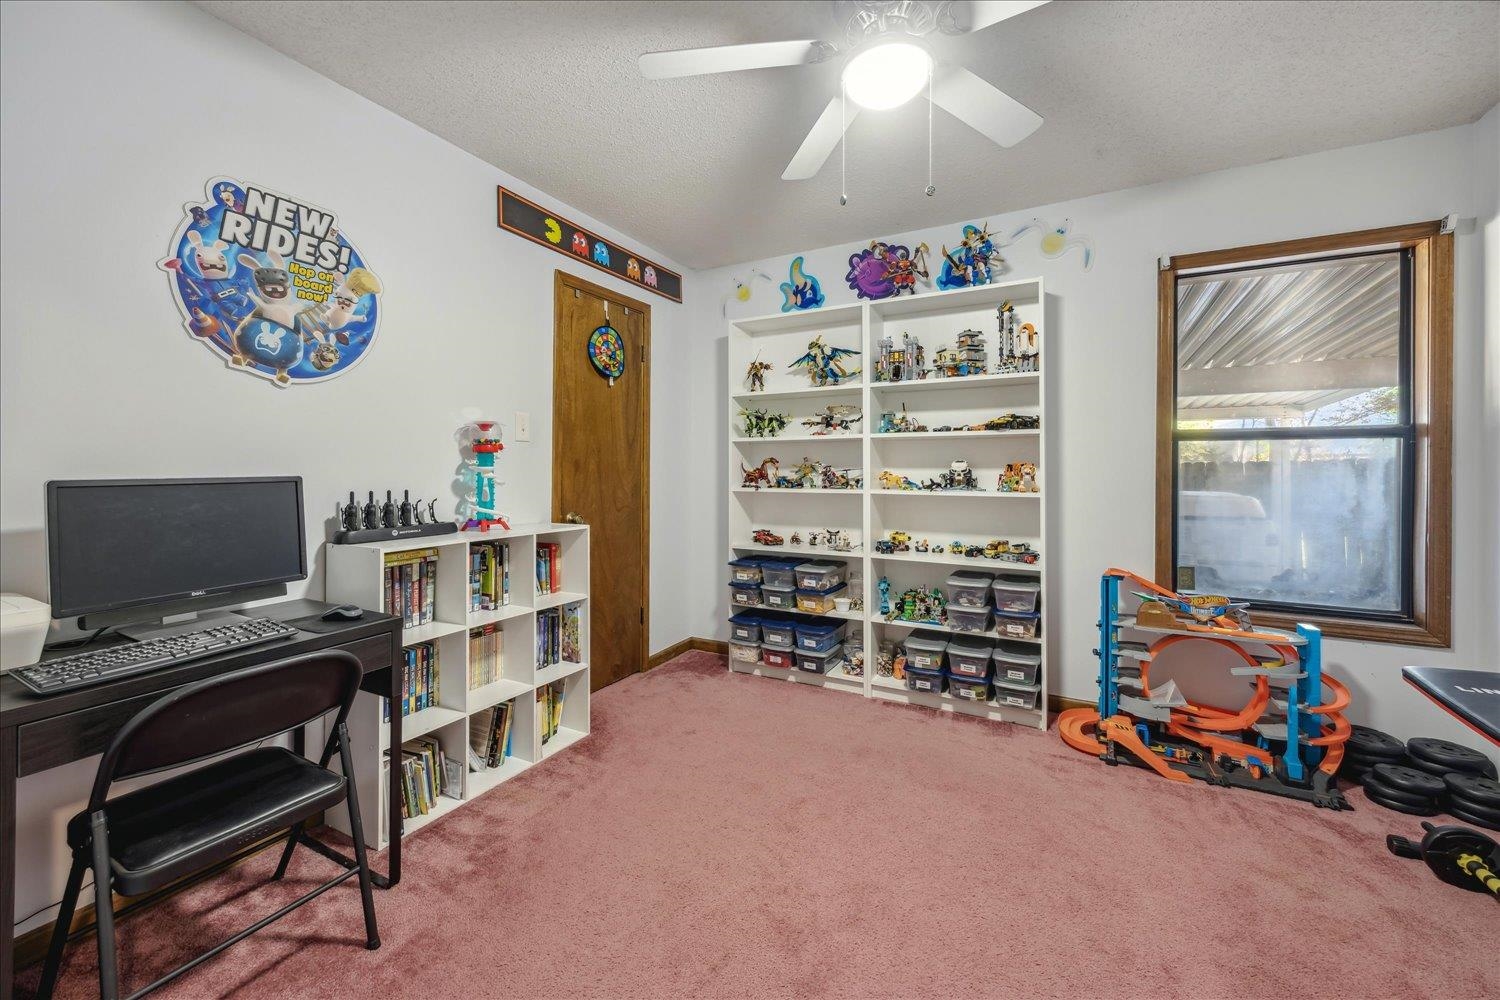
[1098,573,1119,719]
[1298,624,1324,774]
[1280,623,1322,782]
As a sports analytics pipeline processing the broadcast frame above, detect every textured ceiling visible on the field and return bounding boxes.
[192,0,1500,268]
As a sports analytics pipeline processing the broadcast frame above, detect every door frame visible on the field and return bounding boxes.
[552,269,652,678]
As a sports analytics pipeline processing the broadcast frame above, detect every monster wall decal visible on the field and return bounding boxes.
[1005,217,1095,271]
[779,255,825,311]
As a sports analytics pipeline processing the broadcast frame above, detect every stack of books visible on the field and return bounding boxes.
[469,541,510,611]
[536,604,581,668]
[384,548,437,627]
[536,542,562,595]
[538,681,565,745]
[382,641,439,721]
[467,623,504,689]
[393,735,457,820]
[468,701,515,771]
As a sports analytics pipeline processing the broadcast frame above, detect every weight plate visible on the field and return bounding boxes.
[1406,738,1499,778]
[1443,795,1500,827]
[1403,756,1453,778]
[1370,763,1447,798]
[1362,778,1438,809]
[1364,787,1440,817]
[1347,725,1406,759]
[1445,802,1500,832]
[1443,772,1500,810]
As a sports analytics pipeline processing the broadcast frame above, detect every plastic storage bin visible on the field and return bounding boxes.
[729,580,761,608]
[762,585,798,611]
[795,560,846,593]
[994,611,1041,639]
[760,560,799,589]
[728,612,762,644]
[903,633,948,670]
[992,642,1042,685]
[761,643,797,670]
[796,645,845,674]
[993,679,1042,709]
[759,616,798,647]
[949,673,991,701]
[796,583,846,615]
[794,620,846,653]
[992,575,1041,613]
[904,663,946,694]
[728,558,763,584]
[946,606,994,634]
[946,571,995,608]
[946,635,994,678]
[728,640,761,664]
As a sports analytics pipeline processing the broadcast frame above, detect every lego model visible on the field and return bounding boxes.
[1057,568,1353,810]
[977,412,1040,431]
[789,531,803,546]
[995,301,1041,374]
[886,585,947,625]
[878,470,921,491]
[752,529,784,546]
[802,404,862,434]
[877,404,927,434]
[739,408,791,438]
[937,223,1004,289]
[939,459,981,491]
[999,461,1039,493]
[745,354,775,392]
[933,329,988,378]
[741,457,779,490]
[788,335,861,386]
[874,332,927,383]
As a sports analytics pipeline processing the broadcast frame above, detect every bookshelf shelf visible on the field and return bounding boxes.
[324,523,591,850]
[726,278,1051,731]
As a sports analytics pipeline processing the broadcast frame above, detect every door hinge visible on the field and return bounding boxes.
[641,345,648,364]
[640,608,645,624]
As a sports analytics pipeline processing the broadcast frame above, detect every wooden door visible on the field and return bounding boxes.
[553,271,650,691]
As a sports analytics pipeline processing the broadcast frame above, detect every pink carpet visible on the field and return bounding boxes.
[18,651,1497,999]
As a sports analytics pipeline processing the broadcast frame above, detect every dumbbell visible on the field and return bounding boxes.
[1387,821,1500,899]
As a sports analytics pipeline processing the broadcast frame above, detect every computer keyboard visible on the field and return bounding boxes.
[12,617,299,695]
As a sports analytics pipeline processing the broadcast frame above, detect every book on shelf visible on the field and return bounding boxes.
[535,603,582,669]
[561,603,581,663]
[382,641,440,722]
[537,681,565,745]
[390,734,452,820]
[536,542,562,595]
[383,548,437,629]
[467,623,505,689]
[467,701,515,771]
[469,540,511,612]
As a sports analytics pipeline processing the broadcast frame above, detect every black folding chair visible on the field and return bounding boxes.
[37,650,380,1000]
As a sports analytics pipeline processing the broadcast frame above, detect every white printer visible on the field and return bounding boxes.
[0,593,50,671]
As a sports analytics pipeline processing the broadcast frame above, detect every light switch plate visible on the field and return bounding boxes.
[515,411,531,442]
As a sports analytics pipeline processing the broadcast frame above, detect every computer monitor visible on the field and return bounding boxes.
[46,477,307,633]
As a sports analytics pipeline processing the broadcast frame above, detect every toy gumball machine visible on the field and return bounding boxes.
[460,419,511,532]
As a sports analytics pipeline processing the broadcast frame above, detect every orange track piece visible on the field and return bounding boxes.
[1058,707,1106,756]
[1099,714,1191,783]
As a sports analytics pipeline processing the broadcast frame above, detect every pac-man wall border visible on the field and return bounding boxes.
[498,187,683,302]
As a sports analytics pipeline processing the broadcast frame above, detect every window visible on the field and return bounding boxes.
[1156,223,1452,646]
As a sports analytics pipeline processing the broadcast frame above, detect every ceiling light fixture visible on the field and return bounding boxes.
[841,41,931,111]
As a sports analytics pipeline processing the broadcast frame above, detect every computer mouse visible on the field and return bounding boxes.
[321,604,365,622]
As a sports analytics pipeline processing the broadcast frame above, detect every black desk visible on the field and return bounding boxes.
[0,599,404,996]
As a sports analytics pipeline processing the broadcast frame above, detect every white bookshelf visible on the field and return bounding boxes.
[324,522,590,848]
[726,280,1051,730]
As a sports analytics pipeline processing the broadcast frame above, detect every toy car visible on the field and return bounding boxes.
[875,539,896,554]
[752,529,784,546]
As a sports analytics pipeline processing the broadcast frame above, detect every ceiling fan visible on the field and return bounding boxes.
[639,1,1051,184]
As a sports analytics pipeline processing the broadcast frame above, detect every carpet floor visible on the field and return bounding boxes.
[18,650,1497,999]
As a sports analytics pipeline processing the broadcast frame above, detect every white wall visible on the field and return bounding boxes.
[686,119,1500,751]
[0,0,695,933]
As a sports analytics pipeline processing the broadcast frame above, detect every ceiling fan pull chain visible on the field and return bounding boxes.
[839,80,848,206]
[925,62,935,196]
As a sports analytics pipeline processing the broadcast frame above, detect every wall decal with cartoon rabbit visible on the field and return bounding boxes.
[158,177,382,386]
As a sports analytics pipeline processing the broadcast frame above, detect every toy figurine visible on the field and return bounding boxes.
[459,419,511,531]
[937,223,1005,290]
[341,491,361,532]
[915,538,929,553]
[873,240,930,296]
[999,461,1039,493]
[939,459,981,491]
[802,404,862,434]
[752,528,784,546]
[740,408,791,439]
[789,531,803,546]
[807,531,822,548]
[745,353,774,392]
[949,541,965,555]
[381,490,398,529]
[741,457,779,490]
[788,335,860,386]
[878,577,891,616]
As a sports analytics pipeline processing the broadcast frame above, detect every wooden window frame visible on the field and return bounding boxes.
[1156,221,1453,647]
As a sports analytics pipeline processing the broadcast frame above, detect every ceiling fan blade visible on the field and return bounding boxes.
[963,0,1051,33]
[782,97,859,181]
[639,40,831,80]
[930,65,1042,147]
